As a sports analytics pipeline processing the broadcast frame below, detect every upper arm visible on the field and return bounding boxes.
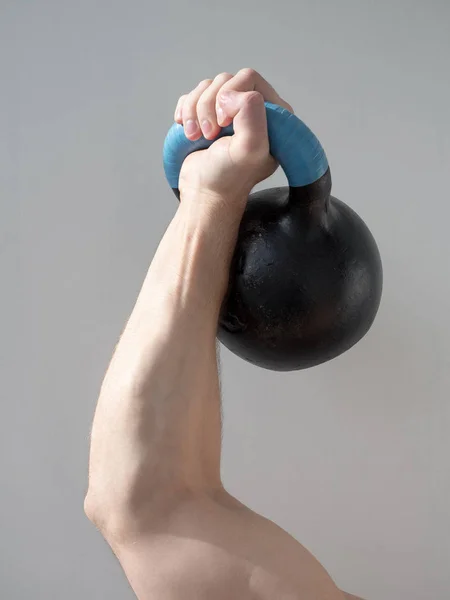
[114,534,253,600]
[102,492,350,600]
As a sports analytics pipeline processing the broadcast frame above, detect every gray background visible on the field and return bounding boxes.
[1,0,449,598]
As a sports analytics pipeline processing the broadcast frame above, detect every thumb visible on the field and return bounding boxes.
[218,90,269,157]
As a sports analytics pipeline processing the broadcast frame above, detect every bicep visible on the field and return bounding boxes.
[114,533,252,600]
[107,492,348,600]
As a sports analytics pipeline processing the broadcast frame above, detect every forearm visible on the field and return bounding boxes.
[86,193,245,523]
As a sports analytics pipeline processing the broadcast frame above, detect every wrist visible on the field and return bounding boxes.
[178,187,248,226]
[177,191,245,266]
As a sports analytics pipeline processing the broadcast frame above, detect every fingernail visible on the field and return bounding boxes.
[219,90,232,104]
[201,119,212,136]
[216,107,225,125]
[185,119,198,136]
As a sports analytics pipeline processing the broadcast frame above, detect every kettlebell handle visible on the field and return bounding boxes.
[163,102,329,192]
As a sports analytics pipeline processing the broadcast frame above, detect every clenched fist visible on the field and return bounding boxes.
[174,68,294,204]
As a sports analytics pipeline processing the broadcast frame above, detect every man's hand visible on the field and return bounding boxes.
[176,68,293,207]
[84,69,360,600]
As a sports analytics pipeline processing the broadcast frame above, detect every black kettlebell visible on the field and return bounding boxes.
[163,102,383,371]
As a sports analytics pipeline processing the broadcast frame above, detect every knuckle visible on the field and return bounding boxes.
[239,67,258,80]
[198,78,213,88]
[214,71,233,82]
[245,90,264,105]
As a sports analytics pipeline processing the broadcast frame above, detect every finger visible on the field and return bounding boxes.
[174,94,188,124]
[218,90,268,157]
[182,78,213,140]
[196,72,234,139]
[216,67,294,127]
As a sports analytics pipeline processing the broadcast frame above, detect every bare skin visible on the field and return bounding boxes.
[85,68,365,600]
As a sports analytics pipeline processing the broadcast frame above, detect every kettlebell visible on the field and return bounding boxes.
[163,102,383,371]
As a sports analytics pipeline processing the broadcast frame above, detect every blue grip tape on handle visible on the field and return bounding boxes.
[163,102,328,190]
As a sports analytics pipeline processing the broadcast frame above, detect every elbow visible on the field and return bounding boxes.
[84,478,189,541]
[83,489,149,543]
[84,492,128,541]
[84,491,121,534]
[84,492,104,528]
